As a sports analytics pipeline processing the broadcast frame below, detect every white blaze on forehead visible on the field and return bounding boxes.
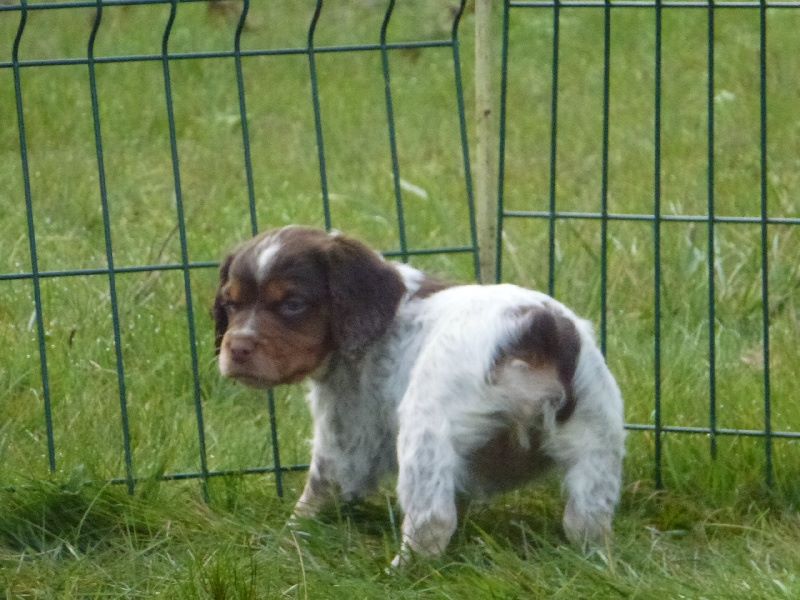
[239,309,259,337]
[226,308,259,338]
[256,236,282,283]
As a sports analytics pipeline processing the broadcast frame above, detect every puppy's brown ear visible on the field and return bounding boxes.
[324,235,405,356]
[213,254,234,355]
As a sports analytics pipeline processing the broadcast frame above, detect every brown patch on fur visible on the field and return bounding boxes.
[411,276,452,300]
[260,279,296,305]
[213,254,234,354]
[322,234,406,356]
[501,305,581,422]
[225,279,249,304]
[468,427,553,494]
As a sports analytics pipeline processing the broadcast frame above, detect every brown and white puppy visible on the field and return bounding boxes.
[214,226,625,566]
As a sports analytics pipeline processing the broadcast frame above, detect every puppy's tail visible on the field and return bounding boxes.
[495,306,581,427]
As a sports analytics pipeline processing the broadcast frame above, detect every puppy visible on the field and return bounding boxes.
[214,226,625,564]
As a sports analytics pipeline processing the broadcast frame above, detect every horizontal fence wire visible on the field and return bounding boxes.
[509,0,800,6]
[0,247,477,282]
[502,212,800,225]
[0,42,456,70]
[4,0,800,11]
[497,0,797,489]
[626,424,800,439]
[2,0,479,494]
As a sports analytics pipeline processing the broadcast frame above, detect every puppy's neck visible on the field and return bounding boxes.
[307,348,365,385]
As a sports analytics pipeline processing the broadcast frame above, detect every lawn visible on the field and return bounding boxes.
[1,1,799,597]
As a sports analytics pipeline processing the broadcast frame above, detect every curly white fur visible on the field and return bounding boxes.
[292,262,626,564]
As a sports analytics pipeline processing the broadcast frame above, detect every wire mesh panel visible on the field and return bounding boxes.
[497,0,800,492]
[2,0,799,501]
[0,0,478,497]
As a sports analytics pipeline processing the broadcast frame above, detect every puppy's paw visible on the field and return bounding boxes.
[286,509,318,541]
[562,501,612,554]
[389,547,411,570]
[291,498,321,520]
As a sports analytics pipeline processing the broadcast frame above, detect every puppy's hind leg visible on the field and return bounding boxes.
[550,343,625,551]
[555,426,624,551]
[563,456,621,551]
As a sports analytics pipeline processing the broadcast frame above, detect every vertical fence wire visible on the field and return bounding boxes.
[452,0,482,282]
[547,0,560,298]
[11,0,57,475]
[307,0,332,231]
[87,0,135,494]
[379,0,409,263]
[758,0,773,488]
[161,0,210,501]
[234,0,258,235]
[706,0,718,459]
[265,392,284,497]
[495,0,511,284]
[599,1,611,357]
[232,0,284,498]
[653,0,664,489]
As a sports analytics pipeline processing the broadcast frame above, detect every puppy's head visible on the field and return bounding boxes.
[213,226,406,388]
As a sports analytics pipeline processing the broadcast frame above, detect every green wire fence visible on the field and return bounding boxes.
[1,0,798,499]
[1,0,479,499]
[497,0,800,490]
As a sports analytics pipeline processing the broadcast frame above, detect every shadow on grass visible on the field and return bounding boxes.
[0,479,159,556]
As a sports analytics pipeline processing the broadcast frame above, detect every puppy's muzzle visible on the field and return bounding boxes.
[227,333,256,365]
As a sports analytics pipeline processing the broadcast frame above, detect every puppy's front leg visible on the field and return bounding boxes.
[292,456,336,519]
[393,421,459,565]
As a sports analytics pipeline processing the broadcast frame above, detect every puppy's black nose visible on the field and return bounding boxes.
[228,335,256,363]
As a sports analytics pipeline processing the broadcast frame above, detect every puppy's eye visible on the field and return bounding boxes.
[223,299,242,312]
[278,297,308,318]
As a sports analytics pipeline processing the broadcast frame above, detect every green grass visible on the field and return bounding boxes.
[2,477,800,598]
[1,1,799,597]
